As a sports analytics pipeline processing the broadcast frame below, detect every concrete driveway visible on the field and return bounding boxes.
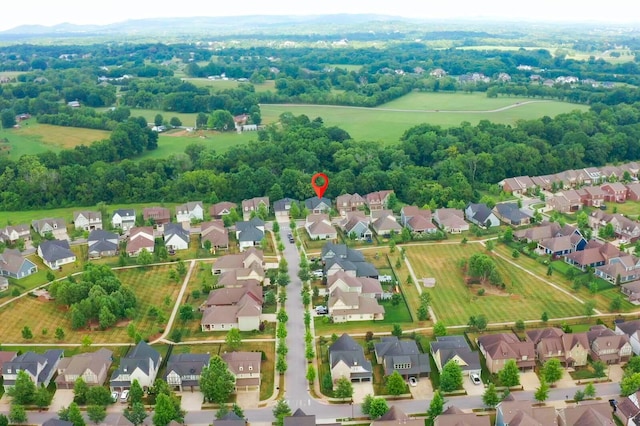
[520,371,540,391]
[409,377,433,399]
[236,390,260,408]
[553,369,576,389]
[178,391,203,411]
[463,376,484,396]
[50,389,75,412]
[607,365,624,382]
[351,381,375,403]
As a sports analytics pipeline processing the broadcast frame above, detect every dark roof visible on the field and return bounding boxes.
[325,257,378,278]
[329,333,372,372]
[236,218,265,230]
[111,341,160,381]
[495,203,530,224]
[285,409,316,426]
[322,242,365,262]
[273,198,298,212]
[430,336,481,372]
[113,209,135,218]
[215,412,246,426]
[617,320,640,336]
[39,239,74,262]
[5,350,63,387]
[88,229,118,242]
[164,223,189,241]
[164,353,210,380]
[304,196,331,210]
[467,203,494,223]
[237,227,264,243]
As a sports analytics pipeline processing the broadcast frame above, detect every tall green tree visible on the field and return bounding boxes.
[272,398,291,426]
[8,405,27,425]
[153,394,177,426]
[129,379,144,405]
[534,380,550,403]
[334,377,354,400]
[369,397,389,419]
[73,377,89,405]
[427,390,445,425]
[200,355,236,404]
[542,358,563,385]
[440,360,463,392]
[7,370,36,405]
[498,359,521,387]
[34,386,52,409]
[482,383,500,408]
[386,371,407,396]
[68,402,86,426]
[225,328,242,350]
[87,405,107,424]
[124,402,148,426]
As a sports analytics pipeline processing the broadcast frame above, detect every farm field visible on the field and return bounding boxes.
[0,121,110,158]
[260,93,587,143]
[405,243,585,326]
[0,265,179,344]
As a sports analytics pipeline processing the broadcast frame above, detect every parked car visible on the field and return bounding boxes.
[312,270,323,278]
[111,391,119,402]
[409,377,418,387]
[120,389,129,402]
[315,306,328,315]
[470,373,482,385]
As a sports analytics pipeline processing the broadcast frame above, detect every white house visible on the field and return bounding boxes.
[73,211,103,231]
[109,342,161,391]
[37,240,76,269]
[175,201,204,223]
[112,209,136,232]
[164,223,190,251]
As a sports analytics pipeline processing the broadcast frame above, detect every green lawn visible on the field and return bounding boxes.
[406,243,585,326]
[260,93,587,144]
[136,131,257,160]
[0,265,179,344]
[604,200,640,219]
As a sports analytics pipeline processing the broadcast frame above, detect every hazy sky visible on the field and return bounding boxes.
[0,0,638,31]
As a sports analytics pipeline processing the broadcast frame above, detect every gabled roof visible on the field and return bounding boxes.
[39,239,75,262]
[497,400,557,425]
[176,201,203,213]
[430,336,481,371]
[143,207,171,220]
[329,333,372,371]
[559,401,615,425]
[371,215,402,233]
[55,348,112,383]
[477,333,535,361]
[304,196,331,210]
[273,198,298,212]
[164,353,210,379]
[616,320,640,337]
[210,202,237,216]
[0,248,36,275]
[495,203,529,223]
[221,351,261,376]
[32,218,66,234]
[466,203,494,223]
[73,210,101,222]
[215,411,246,426]
[111,341,160,380]
[43,419,74,426]
[112,209,135,219]
[164,223,189,242]
[284,408,316,426]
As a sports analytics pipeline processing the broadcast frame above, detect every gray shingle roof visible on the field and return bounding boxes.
[39,240,74,262]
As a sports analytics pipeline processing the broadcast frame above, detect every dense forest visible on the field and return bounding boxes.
[0,102,640,211]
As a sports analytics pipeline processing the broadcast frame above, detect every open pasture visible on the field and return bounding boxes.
[405,243,585,326]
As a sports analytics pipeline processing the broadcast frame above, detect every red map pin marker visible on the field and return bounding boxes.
[311,173,329,199]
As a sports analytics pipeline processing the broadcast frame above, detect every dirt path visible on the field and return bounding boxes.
[260,100,550,114]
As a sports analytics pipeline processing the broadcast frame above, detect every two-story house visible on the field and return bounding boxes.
[587,325,632,364]
[374,336,430,379]
[3,350,64,390]
[305,214,337,240]
[164,353,210,391]
[365,190,394,212]
[241,197,269,221]
[615,319,640,356]
[175,201,204,223]
[477,333,535,374]
[112,209,136,232]
[55,348,113,389]
[32,218,68,240]
[430,336,481,377]
[304,197,331,214]
[222,352,262,391]
[210,202,237,219]
[335,193,366,216]
[329,333,372,382]
[73,211,102,231]
[526,327,589,367]
[143,207,171,226]
[110,341,161,391]
[0,224,31,243]
[126,227,155,256]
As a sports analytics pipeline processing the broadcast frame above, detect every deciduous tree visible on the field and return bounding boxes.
[200,356,235,404]
[386,371,407,396]
[440,360,463,392]
[334,377,354,400]
[482,383,500,408]
[498,359,521,387]
[124,402,148,426]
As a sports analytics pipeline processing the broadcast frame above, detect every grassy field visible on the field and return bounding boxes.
[405,243,585,326]
[182,78,276,93]
[328,64,363,72]
[0,265,179,344]
[261,93,588,144]
[604,200,640,219]
[137,130,257,159]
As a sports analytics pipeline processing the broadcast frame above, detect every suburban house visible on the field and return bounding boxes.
[304,196,331,214]
[328,287,385,322]
[434,406,491,426]
[37,239,76,269]
[42,419,73,426]
[430,335,481,376]
[493,203,531,227]
[0,249,38,279]
[216,412,246,426]
[627,183,640,201]
[73,211,102,231]
[495,399,557,426]
[600,165,623,181]
[0,224,31,243]
[335,193,366,216]
[465,203,500,228]
[587,325,632,364]
[211,248,264,277]
[200,220,229,252]
[526,327,589,367]
[590,210,640,243]
[536,231,587,257]
[401,206,437,234]
[32,218,68,240]
[273,198,298,218]
[221,351,262,391]
[514,221,563,243]
[163,223,190,251]
[370,211,402,237]
[284,409,327,426]
[112,209,136,232]
[622,280,640,304]
[558,401,616,426]
[126,227,155,256]
[602,182,628,203]
[164,353,210,391]
[615,390,640,425]
[210,202,237,219]
[615,320,640,355]
[3,350,64,390]
[322,242,378,278]
[433,208,469,233]
[499,176,536,195]
[143,207,171,226]
[577,186,606,207]
[546,190,582,214]
[595,251,640,284]
[200,285,262,332]
[372,406,424,426]
[374,337,431,379]
[365,190,394,211]
[328,333,373,382]
[327,271,383,299]
[0,352,17,374]
[477,333,535,374]
[339,212,372,240]
[235,218,265,251]
[175,201,204,223]
[55,348,113,389]
[241,197,269,220]
[87,229,119,258]
[305,214,337,240]
[110,341,161,391]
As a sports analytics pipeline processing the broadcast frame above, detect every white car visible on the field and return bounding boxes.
[111,391,119,402]
[470,373,482,385]
[409,377,418,387]
[315,306,328,315]
[120,389,129,402]
[312,270,323,278]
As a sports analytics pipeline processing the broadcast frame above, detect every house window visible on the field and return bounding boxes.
[239,366,243,372]
[248,366,253,371]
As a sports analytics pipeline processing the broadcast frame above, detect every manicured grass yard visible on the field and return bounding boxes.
[604,200,640,219]
[0,265,179,344]
[406,243,585,326]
